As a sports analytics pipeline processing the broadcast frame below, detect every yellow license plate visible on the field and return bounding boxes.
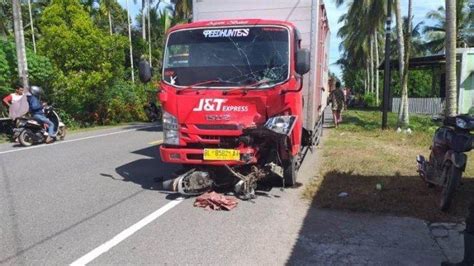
[203,149,240,161]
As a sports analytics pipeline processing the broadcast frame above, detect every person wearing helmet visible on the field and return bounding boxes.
[27,86,55,143]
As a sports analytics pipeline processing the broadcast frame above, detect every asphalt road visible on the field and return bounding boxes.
[0,123,314,265]
[0,123,456,265]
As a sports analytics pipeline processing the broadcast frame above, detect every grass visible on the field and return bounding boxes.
[304,109,474,222]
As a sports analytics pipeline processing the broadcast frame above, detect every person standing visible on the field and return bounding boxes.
[327,80,345,128]
[2,82,29,120]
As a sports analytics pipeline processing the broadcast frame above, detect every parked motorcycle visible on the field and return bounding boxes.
[417,114,474,211]
[13,105,67,146]
[144,102,162,122]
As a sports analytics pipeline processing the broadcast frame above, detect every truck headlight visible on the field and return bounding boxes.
[163,111,179,145]
[264,115,297,136]
[456,117,467,129]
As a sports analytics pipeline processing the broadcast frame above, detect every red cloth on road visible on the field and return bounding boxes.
[194,191,238,211]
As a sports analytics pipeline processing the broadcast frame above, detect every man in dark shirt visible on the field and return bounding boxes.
[27,86,55,143]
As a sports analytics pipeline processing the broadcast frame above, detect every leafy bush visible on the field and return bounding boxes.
[0,39,54,97]
[362,93,378,108]
[103,80,147,124]
[39,0,128,124]
[0,46,12,97]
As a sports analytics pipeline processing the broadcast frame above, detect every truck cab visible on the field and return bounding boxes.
[139,19,319,198]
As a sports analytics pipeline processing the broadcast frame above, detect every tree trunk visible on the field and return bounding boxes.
[27,0,36,53]
[12,0,29,88]
[366,59,370,94]
[126,0,135,82]
[375,30,380,106]
[445,0,457,116]
[395,0,409,127]
[142,0,146,40]
[370,35,374,94]
[108,11,113,35]
[400,0,412,126]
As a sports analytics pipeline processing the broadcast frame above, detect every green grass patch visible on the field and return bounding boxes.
[305,109,474,222]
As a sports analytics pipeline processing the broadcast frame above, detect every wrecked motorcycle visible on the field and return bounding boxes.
[417,114,474,211]
[162,116,309,200]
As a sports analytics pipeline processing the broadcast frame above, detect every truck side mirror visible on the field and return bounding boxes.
[139,60,152,83]
[296,49,310,75]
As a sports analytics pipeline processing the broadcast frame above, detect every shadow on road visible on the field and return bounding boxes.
[286,170,474,264]
[115,145,180,191]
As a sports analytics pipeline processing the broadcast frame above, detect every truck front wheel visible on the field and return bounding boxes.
[283,155,298,187]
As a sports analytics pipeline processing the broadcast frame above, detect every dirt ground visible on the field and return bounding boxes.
[304,110,474,222]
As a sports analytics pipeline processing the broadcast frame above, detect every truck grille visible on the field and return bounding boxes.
[195,124,239,130]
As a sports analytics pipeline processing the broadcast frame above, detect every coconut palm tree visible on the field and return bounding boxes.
[445,0,457,116]
[423,0,474,54]
[335,0,385,96]
[12,0,29,87]
[172,0,192,21]
[0,0,13,37]
[101,0,114,34]
[394,0,412,128]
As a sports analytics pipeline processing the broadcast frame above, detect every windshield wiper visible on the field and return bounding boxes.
[222,79,272,95]
[175,79,240,94]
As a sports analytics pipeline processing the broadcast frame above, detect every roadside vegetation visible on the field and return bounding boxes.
[304,109,474,222]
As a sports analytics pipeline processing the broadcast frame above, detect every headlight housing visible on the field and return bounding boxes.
[264,115,297,136]
[163,111,179,145]
[456,117,467,129]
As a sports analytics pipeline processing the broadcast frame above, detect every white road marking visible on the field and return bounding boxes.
[70,198,184,266]
[0,125,158,155]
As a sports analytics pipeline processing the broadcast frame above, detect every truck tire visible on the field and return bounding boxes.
[283,155,298,187]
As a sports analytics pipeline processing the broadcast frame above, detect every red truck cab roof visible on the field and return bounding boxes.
[167,19,297,34]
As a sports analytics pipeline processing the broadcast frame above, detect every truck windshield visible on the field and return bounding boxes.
[163,26,290,88]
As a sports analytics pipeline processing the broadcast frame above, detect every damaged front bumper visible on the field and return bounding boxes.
[160,145,258,165]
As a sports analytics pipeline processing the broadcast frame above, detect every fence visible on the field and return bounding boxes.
[391,97,443,115]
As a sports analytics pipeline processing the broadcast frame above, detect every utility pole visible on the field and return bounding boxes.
[12,0,29,88]
[126,0,135,83]
[382,0,392,130]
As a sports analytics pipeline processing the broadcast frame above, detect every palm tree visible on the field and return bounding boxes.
[394,0,412,128]
[335,0,385,97]
[171,0,192,20]
[12,0,29,87]
[423,0,474,54]
[0,0,13,37]
[445,0,457,116]
[101,0,114,34]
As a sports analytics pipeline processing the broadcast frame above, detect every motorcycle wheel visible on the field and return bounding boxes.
[440,162,462,212]
[156,109,163,121]
[283,155,298,187]
[19,129,34,147]
[57,127,67,140]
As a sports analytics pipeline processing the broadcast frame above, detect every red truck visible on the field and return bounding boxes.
[139,1,330,199]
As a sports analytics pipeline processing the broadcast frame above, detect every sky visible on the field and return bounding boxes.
[325,0,445,79]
